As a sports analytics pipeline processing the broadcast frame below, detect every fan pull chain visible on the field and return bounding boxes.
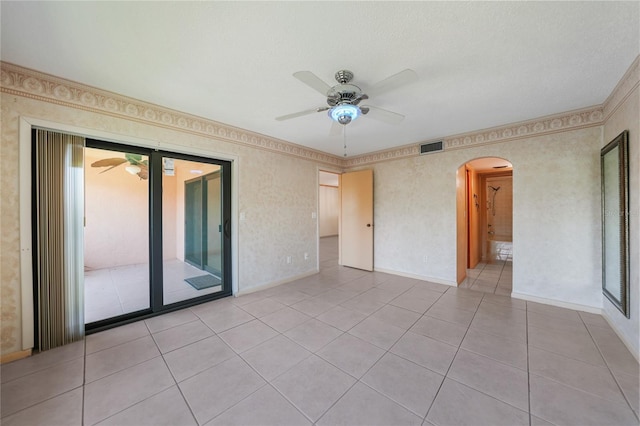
[343,125,347,157]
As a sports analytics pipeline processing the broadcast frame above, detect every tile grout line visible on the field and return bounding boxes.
[89,319,196,426]
[271,274,444,424]
[580,315,640,422]
[422,288,486,423]
[0,357,87,422]
[525,322,626,369]
[313,285,442,425]
[156,329,200,426]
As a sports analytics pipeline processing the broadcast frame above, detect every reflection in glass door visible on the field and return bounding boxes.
[162,158,226,305]
[206,172,223,275]
[184,178,203,267]
[84,146,150,323]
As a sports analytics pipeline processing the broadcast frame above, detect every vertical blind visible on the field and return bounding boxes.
[34,129,85,350]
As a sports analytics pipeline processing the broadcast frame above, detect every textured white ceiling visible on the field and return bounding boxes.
[1,2,638,157]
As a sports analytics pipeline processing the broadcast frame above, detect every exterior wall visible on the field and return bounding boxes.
[84,149,151,269]
[602,59,639,357]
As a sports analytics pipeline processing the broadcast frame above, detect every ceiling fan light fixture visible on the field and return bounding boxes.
[329,104,360,125]
[125,165,142,175]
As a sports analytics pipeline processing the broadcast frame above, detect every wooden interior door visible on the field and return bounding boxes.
[340,169,374,271]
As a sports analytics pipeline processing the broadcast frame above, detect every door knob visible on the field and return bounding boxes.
[366,224,372,227]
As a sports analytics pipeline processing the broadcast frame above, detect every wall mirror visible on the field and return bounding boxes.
[601,130,630,318]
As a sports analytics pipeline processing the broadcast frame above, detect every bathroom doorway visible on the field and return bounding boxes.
[457,157,513,295]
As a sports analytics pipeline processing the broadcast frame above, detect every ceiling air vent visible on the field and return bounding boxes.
[420,141,444,155]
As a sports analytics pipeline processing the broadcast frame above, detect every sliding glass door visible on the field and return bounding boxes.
[162,157,228,306]
[83,139,232,331]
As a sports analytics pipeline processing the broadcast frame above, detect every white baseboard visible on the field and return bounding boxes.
[511,291,601,314]
[235,269,319,297]
[374,267,457,287]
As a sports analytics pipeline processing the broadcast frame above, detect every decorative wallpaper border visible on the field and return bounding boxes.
[603,55,640,120]
[3,57,638,169]
[344,106,604,167]
[0,62,343,167]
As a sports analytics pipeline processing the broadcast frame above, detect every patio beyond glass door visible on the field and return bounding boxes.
[162,158,226,305]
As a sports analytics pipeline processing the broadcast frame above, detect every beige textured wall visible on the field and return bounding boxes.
[356,126,603,308]
[0,94,320,355]
[603,83,639,356]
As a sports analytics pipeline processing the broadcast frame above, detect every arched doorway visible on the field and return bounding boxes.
[456,157,513,296]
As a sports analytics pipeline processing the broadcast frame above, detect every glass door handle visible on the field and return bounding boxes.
[224,219,231,238]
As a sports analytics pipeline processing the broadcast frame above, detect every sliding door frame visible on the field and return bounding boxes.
[81,139,233,333]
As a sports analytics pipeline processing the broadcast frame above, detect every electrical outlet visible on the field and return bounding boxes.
[423,255,428,264]
[286,256,292,264]
[311,212,317,219]
[304,252,309,260]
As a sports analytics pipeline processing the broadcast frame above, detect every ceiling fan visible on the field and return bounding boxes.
[91,153,148,180]
[275,68,417,129]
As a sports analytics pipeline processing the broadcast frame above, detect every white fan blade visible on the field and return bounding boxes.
[275,107,327,121]
[293,71,332,96]
[366,69,418,97]
[361,105,405,124]
[329,120,343,136]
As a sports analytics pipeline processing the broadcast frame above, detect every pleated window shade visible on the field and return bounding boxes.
[34,129,85,350]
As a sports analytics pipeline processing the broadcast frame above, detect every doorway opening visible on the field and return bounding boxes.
[456,157,513,295]
[319,171,340,268]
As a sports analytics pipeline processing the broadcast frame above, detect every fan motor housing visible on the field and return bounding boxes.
[326,84,363,107]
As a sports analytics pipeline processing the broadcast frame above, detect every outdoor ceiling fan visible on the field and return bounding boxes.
[275,68,417,131]
[91,154,148,180]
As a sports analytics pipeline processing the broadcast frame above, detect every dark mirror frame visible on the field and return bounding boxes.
[601,130,630,318]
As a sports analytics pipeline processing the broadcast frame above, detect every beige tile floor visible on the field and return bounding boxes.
[85,259,222,323]
[2,236,638,425]
[460,241,513,295]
